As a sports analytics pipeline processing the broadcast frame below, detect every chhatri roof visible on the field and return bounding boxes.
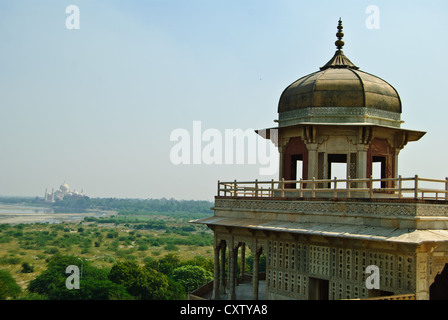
[278,19,402,118]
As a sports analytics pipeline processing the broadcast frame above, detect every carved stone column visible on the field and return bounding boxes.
[357,144,369,188]
[306,143,318,184]
[228,239,237,300]
[240,242,246,282]
[415,252,429,300]
[278,144,286,180]
[252,245,263,300]
[234,244,239,286]
[219,241,227,295]
[212,242,221,299]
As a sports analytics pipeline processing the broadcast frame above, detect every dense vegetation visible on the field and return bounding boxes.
[0,196,214,216]
[24,253,212,300]
[0,196,218,300]
[0,197,267,300]
[0,217,215,300]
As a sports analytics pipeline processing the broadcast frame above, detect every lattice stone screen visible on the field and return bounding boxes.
[266,240,416,300]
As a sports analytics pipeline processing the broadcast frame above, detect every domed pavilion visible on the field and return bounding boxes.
[274,18,425,189]
[192,19,448,301]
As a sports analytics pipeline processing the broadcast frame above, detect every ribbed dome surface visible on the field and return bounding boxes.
[278,19,401,116]
[278,65,402,114]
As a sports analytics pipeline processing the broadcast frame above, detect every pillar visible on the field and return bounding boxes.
[240,243,246,282]
[416,252,429,300]
[219,241,226,295]
[394,149,400,186]
[279,144,285,181]
[229,247,236,300]
[228,244,236,300]
[357,145,369,189]
[212,243,220,299]
[253,246,262,300]
[233,244,239,286]
[307,143,318,183]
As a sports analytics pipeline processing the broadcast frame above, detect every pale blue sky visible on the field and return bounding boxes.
[0,1,447,200]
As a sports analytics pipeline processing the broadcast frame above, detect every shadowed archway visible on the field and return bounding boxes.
[430,264,448,300]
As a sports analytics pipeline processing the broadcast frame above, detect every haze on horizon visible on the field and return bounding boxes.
[0,1,447,201]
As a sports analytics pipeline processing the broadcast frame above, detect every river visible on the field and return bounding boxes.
[0,203,113,224]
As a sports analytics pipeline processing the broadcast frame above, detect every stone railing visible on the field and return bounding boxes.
[217,175,448,200]
[359,293,416,300]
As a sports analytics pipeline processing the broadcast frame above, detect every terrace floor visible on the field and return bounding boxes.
[195,279,266,300]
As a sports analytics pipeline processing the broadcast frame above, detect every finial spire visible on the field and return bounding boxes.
[335,18,344,50]
[320,18,359,70]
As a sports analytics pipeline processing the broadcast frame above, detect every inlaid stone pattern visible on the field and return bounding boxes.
[278,106,402,122]
[214,198,448,217]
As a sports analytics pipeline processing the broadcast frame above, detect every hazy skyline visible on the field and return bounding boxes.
[0,1,447,201]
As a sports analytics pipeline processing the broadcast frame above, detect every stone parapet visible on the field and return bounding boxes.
[213,197,448,230]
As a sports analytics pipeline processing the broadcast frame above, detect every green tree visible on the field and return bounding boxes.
[182,255,214,274]
[108,261,169,300]
[157,253,180,276]
[172,265,213,293]
[245,254,266,273]
[49,278,131,300]
[0,269,22,299]
[21,262,34,273]
[165,278,186,300]
[28,254,130,300]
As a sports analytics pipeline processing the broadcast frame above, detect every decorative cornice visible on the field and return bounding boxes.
[278,106,401,122]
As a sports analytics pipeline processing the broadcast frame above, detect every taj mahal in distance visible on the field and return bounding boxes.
[44,182,85,203]
[191,19,448,300]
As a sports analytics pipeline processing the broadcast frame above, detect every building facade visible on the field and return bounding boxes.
[192,20,448,300]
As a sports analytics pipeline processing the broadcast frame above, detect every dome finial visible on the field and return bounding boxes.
[335,18,344,50]
[320,18,358,70]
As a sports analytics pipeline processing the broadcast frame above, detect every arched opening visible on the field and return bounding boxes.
[282,137,308,188]
[293,155,304,181]
[372,156,386,188]
[430,264,448,300]
[367,138,394,190]
[328,154,347,189]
